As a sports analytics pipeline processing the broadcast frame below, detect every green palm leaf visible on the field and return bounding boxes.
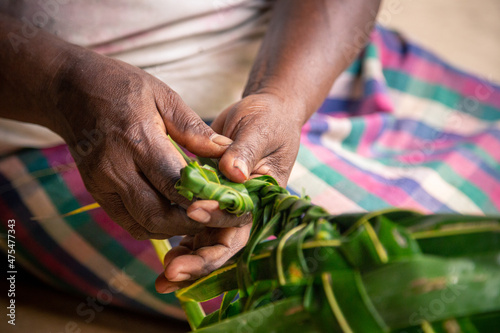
[171,161,500,333]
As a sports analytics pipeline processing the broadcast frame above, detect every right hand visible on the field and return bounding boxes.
[50,49,235,240]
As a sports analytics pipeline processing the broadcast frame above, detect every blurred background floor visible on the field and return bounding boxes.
[380,0,500,83]
[2,1,500,332]
[0,263,189,333]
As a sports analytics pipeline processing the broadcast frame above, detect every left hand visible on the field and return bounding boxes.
[212,92,304,187]
[155,93,305,292]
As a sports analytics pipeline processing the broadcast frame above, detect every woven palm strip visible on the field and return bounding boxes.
[174,161,500,333]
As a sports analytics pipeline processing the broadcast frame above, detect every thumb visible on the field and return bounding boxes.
[159,90,233,157]
[218,125,270,183]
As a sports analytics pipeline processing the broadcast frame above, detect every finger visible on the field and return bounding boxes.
[114,170,206,236]
[155,272,191,294]
[218,119,278,183]
[95,193,159,240]
[155,87,233,157]
[178,235,195,249]
[187,200,224,224]
[134,132,193,208]
[162,245,192,280]
[187,200,252,228]
[156,244,196,293]
[136,131,249,229]
[164,225,251,281]
[96,192,184,240]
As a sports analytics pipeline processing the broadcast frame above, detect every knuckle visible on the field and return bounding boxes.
[158,88,181,119]
[80,166,111,194]
[138,206,167,234]
[140,155,181,197]
[196,249,216,273]
[215,213,250,228]
[106,205,151,240]
[162,88,180,108]
[176,112,210,137]
[120,121,152,152]
[191,119,212,137]
[272,168,290,186]
[157,177,178,198]
[233,143,258,167]
[94,157,113,177]
[128,225,150,240]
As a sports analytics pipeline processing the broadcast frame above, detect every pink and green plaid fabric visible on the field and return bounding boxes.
[1,26,499,318]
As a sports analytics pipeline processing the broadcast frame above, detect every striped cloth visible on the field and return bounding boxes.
[289,27,500,216]
[1,26,499,318]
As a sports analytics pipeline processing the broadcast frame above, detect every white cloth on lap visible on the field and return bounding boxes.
[0,0,272,153]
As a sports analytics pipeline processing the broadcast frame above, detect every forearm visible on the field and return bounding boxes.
[0,14,80,132]
[244,0,380,123]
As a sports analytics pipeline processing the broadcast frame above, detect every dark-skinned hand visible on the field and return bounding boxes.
[53,51,238,240]
[156,93,303,293]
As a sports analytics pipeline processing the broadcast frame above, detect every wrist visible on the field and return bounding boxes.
[0,16,89,135]
[243,84,310,127]
[46,45,97,144]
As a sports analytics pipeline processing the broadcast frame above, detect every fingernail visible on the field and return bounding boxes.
[188,208,211,223]
[210,134,233,146]
[159,285,180,294]
[173,272,191,281]
[233,158,249,180]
